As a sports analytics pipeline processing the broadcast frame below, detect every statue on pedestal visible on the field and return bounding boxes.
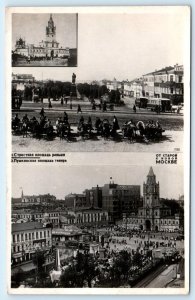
[72,73,76,84]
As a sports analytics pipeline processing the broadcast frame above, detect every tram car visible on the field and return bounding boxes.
[135,97,171,112]
[135,97,148,108]
[147,97,171,112]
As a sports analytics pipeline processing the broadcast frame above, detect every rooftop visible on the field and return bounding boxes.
[52,225,83,236]
[143,66,174,76]
[148,166,155,176]
[12,221,45,233]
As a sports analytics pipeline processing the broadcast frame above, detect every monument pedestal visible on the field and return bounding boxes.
[70,83,77,99]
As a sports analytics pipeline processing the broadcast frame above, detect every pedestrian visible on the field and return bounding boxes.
[64,111,68,122]
[103,102,107,112]
[77,104,82,113]
[40,107,45,117]
[113,115,120,131]
[61,97,63,106]
[48,99,52,109]
[133,104,136,113]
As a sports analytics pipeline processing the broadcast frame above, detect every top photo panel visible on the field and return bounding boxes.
[12,13,78,67]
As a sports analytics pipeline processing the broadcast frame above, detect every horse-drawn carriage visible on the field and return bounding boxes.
[95,119,119,139]
[77,121,93,139]
[122,120,165,142]
[12,117,55,139]
[56,122,71,140]
[12,112,165,144]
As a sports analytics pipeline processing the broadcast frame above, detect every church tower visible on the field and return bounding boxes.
[143,167,160,208]
[46,14,56,43]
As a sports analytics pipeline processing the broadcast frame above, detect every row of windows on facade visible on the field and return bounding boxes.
[140,211,171,217]
[144,75,183,83]
[12,230,51,243]
[32,48,66,53]
[111,190,139,195]
[14,212,60,219]
[124,218,179,225]
[72,214,107,222]
[145,86,182,93]
[12,240,51,254]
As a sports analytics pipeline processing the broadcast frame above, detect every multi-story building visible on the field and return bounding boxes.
[12,192,57,209]
[101,182,141,222]
[83,182,141,223]
[143,64,184,103]
[103,64,183,104]
[124,79,144,98]
[64,193,90,209]
[59,207,109,227]
[12,210,61,227]
[21,192,56,204]
[84,185,103,208]
[11,222,52,265]
[12,73,35,91]
[52,225,84,246]
[123,167,184,232]
[13,14,70,59]
[106,78,122,91]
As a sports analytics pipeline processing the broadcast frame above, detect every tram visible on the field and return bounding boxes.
[135,97,171,112]
[147,97,171,112]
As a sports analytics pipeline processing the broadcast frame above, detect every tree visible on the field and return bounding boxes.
[115,88,121,104]
[133,251,143,270]
[99,85,109,97]
[11,268,26,288]
[109,90,116,103]
[109,250,132,285]
[32,249,47,284]
[60,252,98,288]
[83,254,97,287]
[60,265,81,287]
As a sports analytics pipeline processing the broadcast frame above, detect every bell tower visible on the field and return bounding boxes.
[143,167,160,208]
[46,14,56,42]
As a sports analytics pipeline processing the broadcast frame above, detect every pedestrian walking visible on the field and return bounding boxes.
[48,99,52,109]
[133,104,136,113]
[40,107,45,117]
[77,104,82,113]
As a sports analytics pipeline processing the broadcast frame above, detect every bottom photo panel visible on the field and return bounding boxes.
[10,164,187,293]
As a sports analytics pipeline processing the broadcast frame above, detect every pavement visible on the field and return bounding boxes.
[107,234,184,253]
[13,57,69,67]
[12,129,183,152]
[145,264,180,288]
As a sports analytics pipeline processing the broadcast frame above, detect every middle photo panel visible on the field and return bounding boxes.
[12,11,184,153]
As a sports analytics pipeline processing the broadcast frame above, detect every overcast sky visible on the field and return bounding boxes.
[12,10,187,82]
[12,13,77,49]
[12,165,183,200]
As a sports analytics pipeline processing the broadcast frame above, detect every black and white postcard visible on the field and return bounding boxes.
[6,6,190,295]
